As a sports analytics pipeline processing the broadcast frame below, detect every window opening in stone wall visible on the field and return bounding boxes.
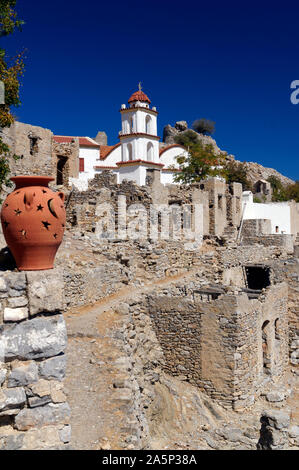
[245,265,271,290]
[262,320,271,375]
[28,135,39,155]
[57,156,68,185]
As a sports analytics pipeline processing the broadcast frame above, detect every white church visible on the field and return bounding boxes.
[59,87,188,190]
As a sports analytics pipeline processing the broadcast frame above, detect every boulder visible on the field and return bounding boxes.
[0,315,67,360]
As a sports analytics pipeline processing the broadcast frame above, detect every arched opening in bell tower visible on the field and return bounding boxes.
[127,143,133,161]
[130,117,134,133]
[147,142,153,161]
[145,115,152,134]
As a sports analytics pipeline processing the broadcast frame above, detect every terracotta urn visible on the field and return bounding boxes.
[0,176,66,271]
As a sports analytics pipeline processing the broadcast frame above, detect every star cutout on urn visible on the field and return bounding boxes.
[42,220,51,230]
[53,233,58,239]
[14,209,22,216]
[37,204,43,211]
[3,220,9,228]
[19,229,27,238]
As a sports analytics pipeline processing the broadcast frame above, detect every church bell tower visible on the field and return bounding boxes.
[119,84,160,163]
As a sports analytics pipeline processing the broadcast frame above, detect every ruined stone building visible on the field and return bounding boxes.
[0,92,298,450]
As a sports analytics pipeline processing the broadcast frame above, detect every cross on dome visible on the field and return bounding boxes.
[128,87,151,104]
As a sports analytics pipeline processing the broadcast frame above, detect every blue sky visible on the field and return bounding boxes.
[2,0,299,180]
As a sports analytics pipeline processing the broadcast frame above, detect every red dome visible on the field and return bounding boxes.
[128,90,151,104]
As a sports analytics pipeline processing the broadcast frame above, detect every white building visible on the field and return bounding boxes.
[242,191,292,234]
[60,87,188,190]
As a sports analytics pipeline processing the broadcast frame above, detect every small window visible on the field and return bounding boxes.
[29,135,39,155]
[245,265,271,290]
[79,158,85,172]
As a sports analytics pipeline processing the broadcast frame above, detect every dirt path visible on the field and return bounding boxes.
[64,269,200,450]
[63,268,299,450]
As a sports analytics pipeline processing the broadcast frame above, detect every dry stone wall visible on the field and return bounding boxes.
[66,172,242,239]
[140,283,288,411]
[242,235,294,254]
[0,269,70,450]
[0,122,54,178]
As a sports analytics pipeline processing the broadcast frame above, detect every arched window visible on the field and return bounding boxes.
[145,115,152,134]
[130,117,134,133]
[147,142,153,162]
[127,143,133,161]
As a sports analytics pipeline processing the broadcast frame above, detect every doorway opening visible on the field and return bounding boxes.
[57,156,68,185]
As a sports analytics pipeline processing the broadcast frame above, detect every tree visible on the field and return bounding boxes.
[285,181,299,202]
[173,133,226,184]
[0,0,25,195]
[192,118,215,136]
[267,176,287,201]
[224,161,253,191]
[174,129,199,147]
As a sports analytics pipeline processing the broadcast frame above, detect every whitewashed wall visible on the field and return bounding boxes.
[242,193,292,234]
[160,171,178,185]
[69,146,99,190]
[99,145,121,167]
[118,164,147,185]
[120,136,159,163]
[160,146,188,169]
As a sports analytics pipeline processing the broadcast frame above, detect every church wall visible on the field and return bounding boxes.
[160,171,177,185]
[120,136,159,163]
[78,146,99,179]
[159,146,188,168]
[118,164,146,185]
[68,146,99,190]
[99,146,121,167]
[135,109,157,135]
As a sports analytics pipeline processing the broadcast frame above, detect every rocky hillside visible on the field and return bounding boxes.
[163,122,294,187]
[239,161,294,187]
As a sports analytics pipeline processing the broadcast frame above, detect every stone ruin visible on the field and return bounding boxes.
[0,122,298,450]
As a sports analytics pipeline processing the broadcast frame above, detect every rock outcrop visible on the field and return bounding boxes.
[163,121,294,186]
